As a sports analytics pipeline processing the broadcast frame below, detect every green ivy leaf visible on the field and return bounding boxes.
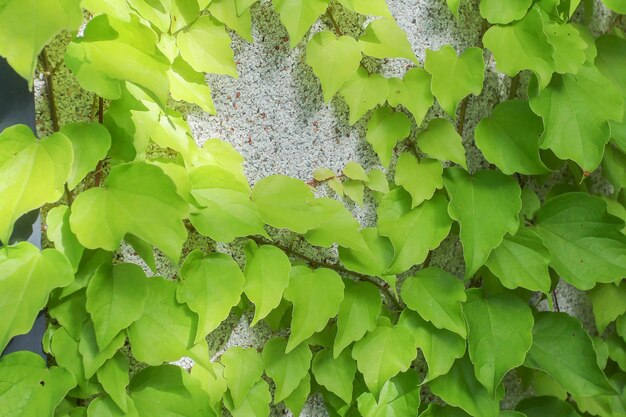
[420,404,473,417]
[338,227,395,278]
[209,0,253,42]
[78,320,126,379]
[534,192,626,290]
[525,312,614,397]
[343,179,364,206]
[0,242,73,352]
[65,15,170,103]
[397,310,466,382]
[446,0,461,16]
[130,365,215,417]
[479,0,532,24]
[262,337,312,402]
[589,282,626,333]
[337,0,391,17]
[334,281,382,358]
[401,267,467,338]
[312,348,356,404]
[366,107,412,167]
[177,16,237,77]
[85,263,148,350]
[343,161,369,181]
[356,370,421,417]
[443,168,521,278]
[429,355,501,417]
[529,64,623,172]
[544,23,588,75]
[273,0,330,47]
[352,324,417,397]
[177,250,244,344]
[60,122,111,190]
[0,351,75,417]
[228,380,271,417]
[485,227,552,293]
[168,57,216,114]
[235,0,257,15]
[378,189,452,274]
[221,347,265,409]
[283,266,344,352]
[303,198,365,250]
[0,0,82,85]
[366,168,390,194]
[283,373,311,417]
[306,31,362,103]
[416,118,467,169]
[243,242,291,326]
[0,125,72,244]
[483,8,554,89]
[96,353,130,413]
[474,100,549,175]
[340,67,389,125]
[48,290,88,341]
[387,68,434,126]
[424,46,485,117]
[359,18,417,62]
[251,175,335,233]
[87,396,138,417]
[46,205,84,272]
[516,396,582,417]
[127,0,200,33]
[395,153,444,208]
[190,362,227,415]
[49,327,88,387]
[70,162,189,261]
[128,277,197,365]
[602,0,626,12]
[464,289,534,394]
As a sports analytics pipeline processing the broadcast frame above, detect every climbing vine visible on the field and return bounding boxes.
[1,0,626,416]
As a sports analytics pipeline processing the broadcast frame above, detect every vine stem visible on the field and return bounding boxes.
[248,235,403,310]
[326,6,343,37]
[456,98,469,137]
[94,98,105,187]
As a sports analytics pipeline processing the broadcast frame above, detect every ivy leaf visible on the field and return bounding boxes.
[273,0,330,47]
[190,362,227,415]
[60,122,111,190]
[0,0,82,85]
[177,250,245,344]
[70,162,189,261]
[544,23,588,75]
[589,282,626,333]
[516,396,582,417]
[283,374,310,417]
[397,310,466,382]
[387,68,434,125]
[87,396,138,417]
[395,153,444,208]
[534,192,626,290]
[416,118,467,169]
[46,205,84,272]
[0,242,73,353]
[525,312,614,397]
[235,0,257,14]
[130,365,215,417]
[228,380,271,417]
[97,353,130,413]
[0,351,76,417]
[343,162,368,180]
[334,281,382,357]
[420,404,474,417]
[482,8,554,89]
[424,46,485,117]
[306,31,362,103]
[340,67,389,125]
[479,0,532,24]
[312,349,357,404]
[378,189,453,274]
[85,263,148,350]
[303,198,366,250]
[0,125,72,244]
[443,168,521,278]
[168,57,216,114]
[429,355,501,417]
[485,227,552,294]
[343,179,364,206]
[262,337,312,402]
[78,320,126,379]
[251,175,335,233]
[446,0,461,16]
[338,227,395,278]
[65,15,170,103]
[209,0,253,42]
[351,324,417,397]
[177,16,237,77]
[602,0,626,12]
[337,0,391,17]
[529,64,623,172]
[221,347,265,409]
[401,267,467,338]
[128,277,197,365]
[359,18,417,63]
[243,242,291,326]
[366,107,412,167]
[356,370,421,417]
[464,289,534,394]
[283,266,345,352]
[474,100,549,175]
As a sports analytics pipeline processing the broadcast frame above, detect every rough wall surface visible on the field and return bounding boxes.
[34,0,621,415]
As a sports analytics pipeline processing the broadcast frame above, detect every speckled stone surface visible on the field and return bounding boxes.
[33,0,624,415]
